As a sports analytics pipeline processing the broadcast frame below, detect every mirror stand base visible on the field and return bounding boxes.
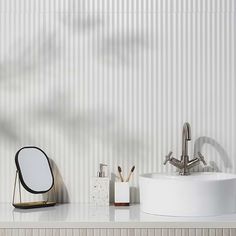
[13,201,56,209]
[12,170,57,209]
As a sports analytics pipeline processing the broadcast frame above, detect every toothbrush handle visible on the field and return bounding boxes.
[118,172,124,182]
[126,172,132,182]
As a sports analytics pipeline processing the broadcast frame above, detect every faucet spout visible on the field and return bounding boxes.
[181,122,192,174]
[182,122,191,156]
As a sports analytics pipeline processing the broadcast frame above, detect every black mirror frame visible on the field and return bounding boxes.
[15,146,54,194]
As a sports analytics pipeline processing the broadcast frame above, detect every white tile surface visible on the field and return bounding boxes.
[0,204,236,228]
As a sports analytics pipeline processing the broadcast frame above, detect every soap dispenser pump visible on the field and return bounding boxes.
[90,163,110,206]
[98,163,108,177]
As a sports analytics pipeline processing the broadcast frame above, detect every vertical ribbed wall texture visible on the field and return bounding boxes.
[1,228,236,236]
[0,0,235,203]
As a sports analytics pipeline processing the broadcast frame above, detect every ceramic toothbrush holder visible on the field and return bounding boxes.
[114,182,130,206]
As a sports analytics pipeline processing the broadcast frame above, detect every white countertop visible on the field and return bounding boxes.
[1,204,236,228]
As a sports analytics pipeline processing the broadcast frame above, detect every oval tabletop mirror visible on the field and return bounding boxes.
[13,146,56,209]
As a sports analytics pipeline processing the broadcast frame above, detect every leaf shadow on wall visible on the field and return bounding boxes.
[0,13,104,88]
[35,97,146,203]
[0,33,60,87]
[43,159,70,203]
[193,136,232,172]
[0,119,22,144]
[60,14,103,34]
[98,32,151,68]
[35,94,147,161]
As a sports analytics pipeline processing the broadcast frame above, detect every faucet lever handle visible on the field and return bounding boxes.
[197,152,207,166]
[164,151,173,165]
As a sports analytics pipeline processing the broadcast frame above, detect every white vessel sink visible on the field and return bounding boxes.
[139,172,236,216]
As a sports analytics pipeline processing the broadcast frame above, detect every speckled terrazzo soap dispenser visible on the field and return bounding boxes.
[90,164,110,206]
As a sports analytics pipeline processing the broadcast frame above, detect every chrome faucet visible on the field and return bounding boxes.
[164,122,207,175]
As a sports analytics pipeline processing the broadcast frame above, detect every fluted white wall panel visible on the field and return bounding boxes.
[0,228,236,236]
[0,0,235,203]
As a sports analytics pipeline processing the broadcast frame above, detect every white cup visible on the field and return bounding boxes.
[114,182,130,205]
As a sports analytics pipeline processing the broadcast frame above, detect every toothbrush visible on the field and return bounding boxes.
[118,166,124,182]
[126,166,135,182]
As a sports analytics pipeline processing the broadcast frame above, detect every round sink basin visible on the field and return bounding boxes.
[139,172,236,216]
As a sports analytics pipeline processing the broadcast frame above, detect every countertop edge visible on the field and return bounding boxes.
[0,222,236,229]
[1,204,236,229]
